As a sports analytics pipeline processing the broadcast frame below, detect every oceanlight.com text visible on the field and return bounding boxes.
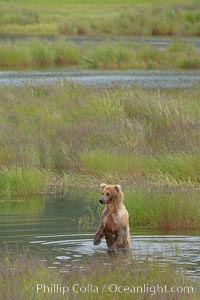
[36,283,195,296]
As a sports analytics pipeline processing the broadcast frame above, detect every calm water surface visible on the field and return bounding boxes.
[0,69,200,88]
[0,188,199,279]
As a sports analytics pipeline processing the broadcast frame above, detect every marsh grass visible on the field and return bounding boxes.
[29,40,55,67]
[0,168,47,197]
[0,42,31,68]
[0,252,199,300]
[1,82,200,230]
[54,40,79,65]
[0,39,199,69]
[164,41,200,68]
[1,84,200,190]
[0,0,199,37]
[124,188,200,229]
[81,152,200,183]
[83,44,133,69]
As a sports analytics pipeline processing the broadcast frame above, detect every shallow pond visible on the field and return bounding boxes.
[1,69,200,88]
[0,188,199,279]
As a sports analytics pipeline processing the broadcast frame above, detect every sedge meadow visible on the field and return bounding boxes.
[0,0,200,299]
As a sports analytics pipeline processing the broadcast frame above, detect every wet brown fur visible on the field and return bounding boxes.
[94,183,130,250]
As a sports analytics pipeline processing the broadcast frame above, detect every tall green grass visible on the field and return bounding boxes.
[1,83,200,199]
[124,188,200,229]
[0,43,31,67]
[80,152,200,183]
[1,83,200,227]
[0,39,80,68]
[0,0,199,36]
[0,39,199,69]
[0,168,47,197]
[1,83,200,183]
[0,252,199,300]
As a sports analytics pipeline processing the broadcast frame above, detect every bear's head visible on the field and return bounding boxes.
[99,183,124,205]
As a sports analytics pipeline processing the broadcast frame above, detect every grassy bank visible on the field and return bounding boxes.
[0,39,199,69]
[1,82,200,227]
[0,0,199,37]
[0,168,47,197]
[124,188,200,229]
[1,83,200,188]
[0,252,199,300]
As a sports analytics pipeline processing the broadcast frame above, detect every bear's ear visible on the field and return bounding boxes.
[101,183,106,190]
[114,185,121,192]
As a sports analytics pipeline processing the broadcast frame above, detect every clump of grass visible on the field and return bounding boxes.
[79,206,96,230]
[80,151,145,178]
[0,168,47,197]
[0,39,199,69]
[0,252,199,300]
[135,45,161,69]
[175,56,200,68]
[57,21,75,35]
[0,39,80,68]
[164,41,200,68]
[58,19,91,36]
[147,154,200,183]
[83,44,132,69]
[29,40,55,67]
[54,40,79,65]
[0,42,31,68]
[124,188,200,229]
[80,151,200,184]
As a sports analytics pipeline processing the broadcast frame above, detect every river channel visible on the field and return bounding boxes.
[0,69,200,88]
[0,188,199,279]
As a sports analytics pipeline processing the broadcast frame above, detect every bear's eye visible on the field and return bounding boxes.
[106,192,110,197]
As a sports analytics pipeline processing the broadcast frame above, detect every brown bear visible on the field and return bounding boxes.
[94,183,130,250]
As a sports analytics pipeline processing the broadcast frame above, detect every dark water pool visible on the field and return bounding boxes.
[0,188,199,279]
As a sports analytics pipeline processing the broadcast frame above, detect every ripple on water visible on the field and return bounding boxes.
[30,233,200,279]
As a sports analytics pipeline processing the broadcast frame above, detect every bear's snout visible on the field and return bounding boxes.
[99,195,105,204]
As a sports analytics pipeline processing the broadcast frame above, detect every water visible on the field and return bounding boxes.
[1,35,200,50]
[0,188,199,279]
[132,36,200,51]
[0,69,200,88]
